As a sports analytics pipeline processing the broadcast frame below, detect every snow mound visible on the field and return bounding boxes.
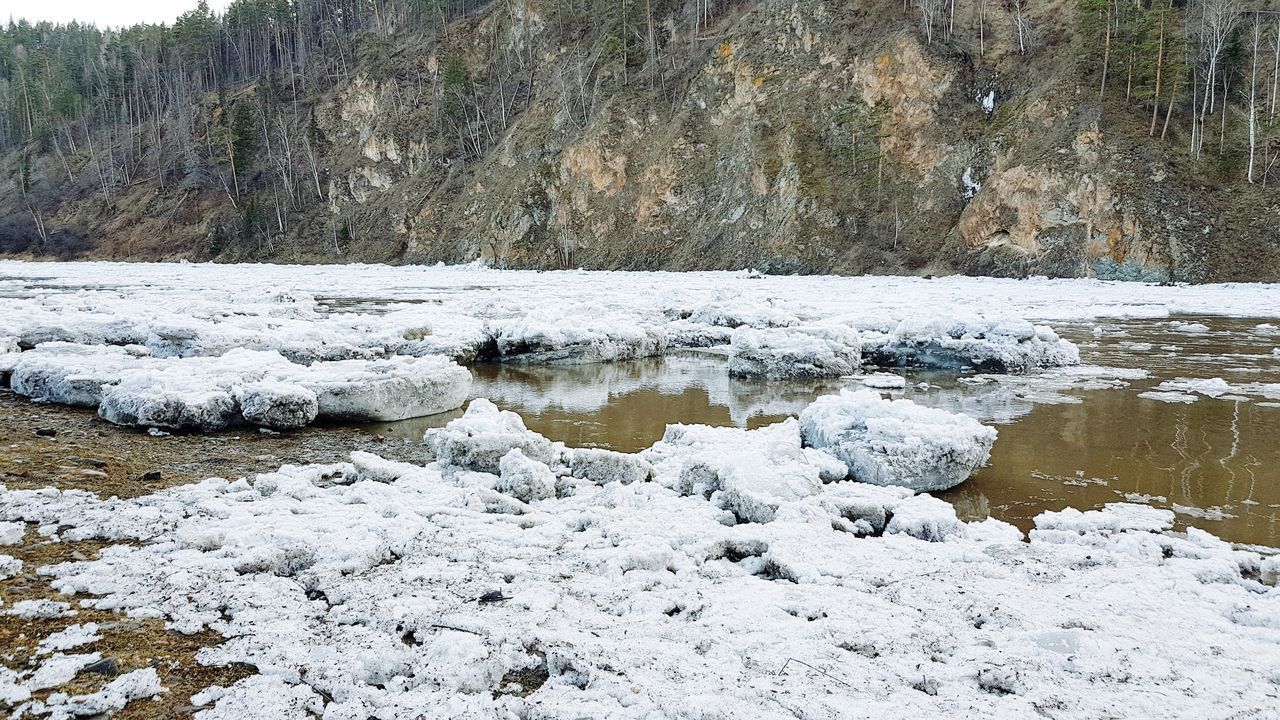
[799,390,997,492]
[497,448,558,503]
[426,398,555,474]
[727,326,861,379]
[862,316,1080,372]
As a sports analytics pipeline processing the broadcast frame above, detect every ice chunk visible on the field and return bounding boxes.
[99,372,243,432]
[0,336,19,385]
[859,372,907,389]
[884,494,964,542]
[862,316,1079,372]
[485,311,667,364]
[799,390,997,492]
[19,316,146,348]
[728,326,861,379]
[1168,320,1210,333]
[10,343,138,406]
[0,554,19,579]
[650,420,823,523]
[235,381,319,430]
[350,451,419,484]
[496,448,557,502]
[569,448,654,485]
[1034,503,1175,535]
[816,481,913,535]
[425,398,555,473]
[280,355,471,422]
[0,520,23,545]
[803,447,849,483]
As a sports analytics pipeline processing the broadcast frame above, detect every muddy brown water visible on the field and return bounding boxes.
[371,316,1280,546]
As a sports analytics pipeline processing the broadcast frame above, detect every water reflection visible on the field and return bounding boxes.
[368,316,1280,546]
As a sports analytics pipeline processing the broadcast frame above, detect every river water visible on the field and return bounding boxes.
[370,316,1280,546]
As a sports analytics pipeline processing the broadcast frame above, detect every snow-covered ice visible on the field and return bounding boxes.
[235,381,320,430]
[799,390,998,492]
[278,354,472,422]
[862,317,1080,372]
[9,344,471,430]
[1142,377,1280,403]
[496,448,558,503]
[727,326,861,379]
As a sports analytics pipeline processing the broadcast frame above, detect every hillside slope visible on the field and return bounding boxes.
[3,0,1278,281]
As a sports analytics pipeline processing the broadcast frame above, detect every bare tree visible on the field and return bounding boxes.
[1248,19,1261,182]
[1190,0,1243,158]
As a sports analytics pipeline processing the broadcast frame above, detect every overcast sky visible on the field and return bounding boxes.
[0,0,232,28]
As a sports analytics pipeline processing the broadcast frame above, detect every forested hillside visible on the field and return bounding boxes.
[1,0,1278,280]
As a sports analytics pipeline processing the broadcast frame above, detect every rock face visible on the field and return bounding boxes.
[4,0,1276,282]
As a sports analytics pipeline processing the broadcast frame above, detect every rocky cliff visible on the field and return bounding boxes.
[4,0,1279,282]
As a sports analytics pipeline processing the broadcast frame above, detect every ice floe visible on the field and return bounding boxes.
[425,399,556,474]
[1141,377,1280,403]
[727,326,861,379]
[799,390,998,492]
[9,345,471,430]
[862,317,1080,372]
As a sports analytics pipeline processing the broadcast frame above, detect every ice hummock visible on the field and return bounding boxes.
[862,316,1080,372]
[799,389,997,492]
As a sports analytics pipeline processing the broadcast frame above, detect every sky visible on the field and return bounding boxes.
[0,0,232,28]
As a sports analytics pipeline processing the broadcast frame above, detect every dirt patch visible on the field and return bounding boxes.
[0,389,434,497]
